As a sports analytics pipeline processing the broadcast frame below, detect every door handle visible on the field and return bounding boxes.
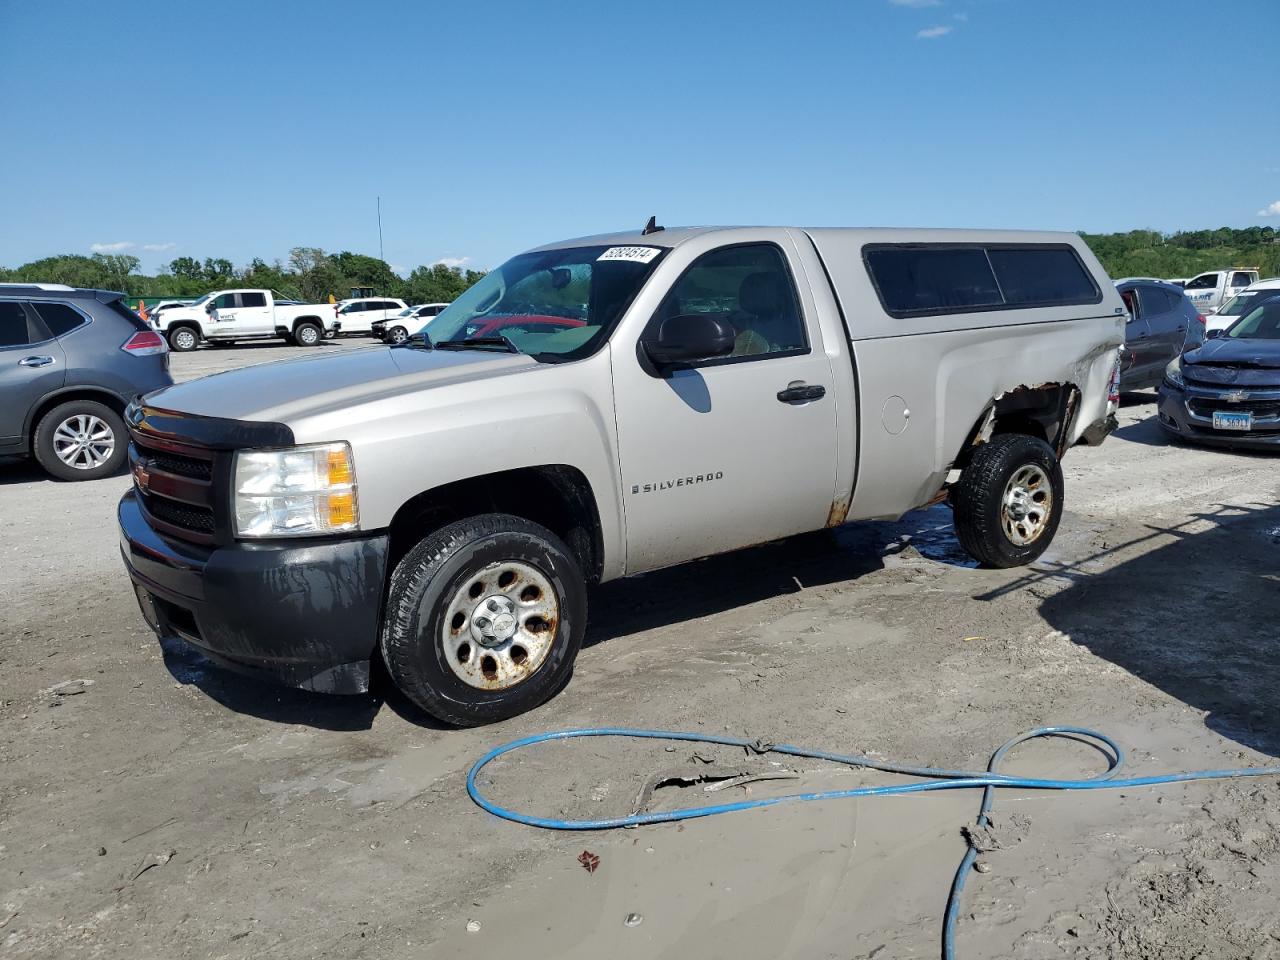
[19,355,55,367]
[777,382,826,403]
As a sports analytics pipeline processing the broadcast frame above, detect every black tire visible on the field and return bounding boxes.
[168,326,200,352]
[294,321,322,346]
[950,433,1064,569]
[381,513,587,727]
[33,400,128,482]
[387,325,408,344]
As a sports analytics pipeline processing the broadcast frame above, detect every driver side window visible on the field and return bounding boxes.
[656,244,807,360]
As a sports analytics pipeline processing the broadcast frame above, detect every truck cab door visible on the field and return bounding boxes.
[610,237,839,574]
[1182,272,1220,313]
[206,292,239,338]
[234,291,274,334]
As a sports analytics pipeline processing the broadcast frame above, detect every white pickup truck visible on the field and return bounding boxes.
[1180,269,1260,314]
[155,289,337,351]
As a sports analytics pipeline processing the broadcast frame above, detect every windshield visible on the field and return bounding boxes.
[421,244,667,360]
[1216,291,1266,317]
[1225,299,1280,340]
[395,307,416,317]
[189,293,213,307]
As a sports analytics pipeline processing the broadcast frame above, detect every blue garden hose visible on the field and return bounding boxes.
[467,726,1280,960]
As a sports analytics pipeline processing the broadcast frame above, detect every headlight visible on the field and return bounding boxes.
[1163,356,1185,388]
[233,442,358,538]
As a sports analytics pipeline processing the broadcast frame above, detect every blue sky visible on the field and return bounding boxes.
[3,0,1278,275]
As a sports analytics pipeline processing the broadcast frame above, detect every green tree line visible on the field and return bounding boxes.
[1079,226,1280,279]
[0,248,487,306]
[3,227,1278,306]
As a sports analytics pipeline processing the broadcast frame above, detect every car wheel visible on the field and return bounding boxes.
[168,326,199,352]
[950,433,1063,568]
[381,513,587,727]
[388,326,409,344]
[294,322,322,346]
[33,400,128,481]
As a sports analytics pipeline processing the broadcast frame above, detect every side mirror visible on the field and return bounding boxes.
[1206,328,1223,339]
[641,314,736,367]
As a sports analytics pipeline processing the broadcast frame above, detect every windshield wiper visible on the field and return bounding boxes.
[434,336,520,354]
[391,332,433,350]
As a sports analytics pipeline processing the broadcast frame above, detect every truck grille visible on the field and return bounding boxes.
[129,434,220,544]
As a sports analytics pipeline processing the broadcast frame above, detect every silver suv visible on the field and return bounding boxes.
[1,283,172,480]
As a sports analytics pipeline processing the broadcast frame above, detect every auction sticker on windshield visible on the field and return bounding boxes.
[597,246,663,264]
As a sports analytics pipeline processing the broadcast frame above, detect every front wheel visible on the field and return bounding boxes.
[950,433,1063,568]
[387,325,409,344]
[294,321,322,346]
[168,326,199,352]
[380,514,587,726]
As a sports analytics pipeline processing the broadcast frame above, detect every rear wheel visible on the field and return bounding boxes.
[950,433,1063,568]
[294,321,322,346]
[380,513,586,726]
[168,326,199,352]
[33,400,128,481]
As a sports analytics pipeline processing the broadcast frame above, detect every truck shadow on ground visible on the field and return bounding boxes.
[158,636,396,731]
[584,504,972,647]
[991,501,1280,756]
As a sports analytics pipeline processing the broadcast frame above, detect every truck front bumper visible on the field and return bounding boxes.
[118,491,389,694]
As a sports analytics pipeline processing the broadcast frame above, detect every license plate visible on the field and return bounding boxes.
[1212,411,1253,431]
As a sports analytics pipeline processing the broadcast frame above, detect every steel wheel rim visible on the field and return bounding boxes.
[174,329,196,350]
[298,326,319,345]
[1001,463,1052,546]
[53,414,115,470]
[441,560,559,690]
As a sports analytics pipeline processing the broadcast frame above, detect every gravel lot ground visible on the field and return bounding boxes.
[2,338,1279,960]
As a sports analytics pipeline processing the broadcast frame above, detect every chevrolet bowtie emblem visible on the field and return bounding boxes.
[133,459,151,492]
[1220,390,1250,403]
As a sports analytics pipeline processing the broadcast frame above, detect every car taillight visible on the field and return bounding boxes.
[121,330,168,356]
[1107,354,1121,407]
[1197,314,1206,326]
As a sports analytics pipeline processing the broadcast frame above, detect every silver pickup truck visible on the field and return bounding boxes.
[118,225,1123,725]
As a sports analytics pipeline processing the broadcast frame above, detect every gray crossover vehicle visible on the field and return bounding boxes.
[1,283,172,480]
[1114,278,1203,390]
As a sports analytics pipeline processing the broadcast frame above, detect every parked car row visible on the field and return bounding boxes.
[143,290,456,351]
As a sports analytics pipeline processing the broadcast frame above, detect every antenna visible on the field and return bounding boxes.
[642,215,664,236]
[377,196,385,263]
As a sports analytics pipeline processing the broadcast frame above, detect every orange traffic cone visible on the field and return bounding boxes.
[139,301,149,321]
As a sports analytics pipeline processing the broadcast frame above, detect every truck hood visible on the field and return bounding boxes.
[142,345,538,423]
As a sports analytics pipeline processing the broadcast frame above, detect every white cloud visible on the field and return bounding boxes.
[891,0,942,6]
[433,256,471,269]
[91,241,135,252]
[142,242,176,253]
[1257,200,1280,217]
[917,24,954,38]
